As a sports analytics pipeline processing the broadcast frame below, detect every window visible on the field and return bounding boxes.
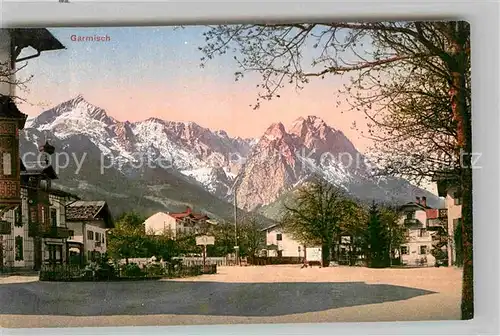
[14,206,22,227]
[50,209,57,227]
[453,191,462,205]
[15,236,23,261]
[401,246,409,255]
[419,245,427,255]
[102,234,105,243]
[87,230,94,240]
[298,246,301,253]
[68,230,75,239]
[419,228,427,237]
[3,152,11,175]
[406,211,415,219]
[276,233,282,241]
[95,232,101,242]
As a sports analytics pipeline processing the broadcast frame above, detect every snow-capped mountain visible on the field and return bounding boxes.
[24,96,254,197]
[20,95,440,219]
[234,116,440,211]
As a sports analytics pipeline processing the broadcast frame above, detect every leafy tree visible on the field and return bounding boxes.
[365,202,391,268]
[208,220,237,257]
[281,177,353,267]
[238,215,265,261]
[200,21,473,319]
[107,211,148,263]
[379,205,407,264]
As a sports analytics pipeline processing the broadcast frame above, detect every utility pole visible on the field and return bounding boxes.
[232,174,241,266]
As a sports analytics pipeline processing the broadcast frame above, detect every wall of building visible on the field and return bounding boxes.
[398,208,436,267]
[67,220,108,260]
[1,189,71,269]
[265,227,304,258]
[144,212,178,237]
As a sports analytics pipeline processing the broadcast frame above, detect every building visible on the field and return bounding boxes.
[398,196,448,267]
[65,201,114,264]
[0,148,77,271]
[144,207,212,239]
[0,28,66,271]
[435,174,462,265]
[262,223,304,258]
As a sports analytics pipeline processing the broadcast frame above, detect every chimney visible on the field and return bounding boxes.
[186,206,192,214]
[416,196,421,204]
[421,196,427,207]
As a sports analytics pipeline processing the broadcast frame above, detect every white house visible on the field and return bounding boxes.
[144,207,212,239]
[65,201,114,264]
[262,223,305,258]
[398,196,448,267]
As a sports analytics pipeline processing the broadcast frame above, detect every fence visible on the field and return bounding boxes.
[179,257,230,267]
[39,264,83,281]
[249,257,305,265]
[39,263,217,282]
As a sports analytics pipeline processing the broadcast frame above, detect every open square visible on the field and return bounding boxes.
[0,265,462,328]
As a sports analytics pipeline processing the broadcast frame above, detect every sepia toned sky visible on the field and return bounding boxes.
[17,27,371,153]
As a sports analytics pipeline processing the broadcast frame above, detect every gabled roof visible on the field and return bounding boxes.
[261,223,280,232]
[168,207,209,221]
[399,201,430,211]
[9,28,65,53]
[66,201,114,228]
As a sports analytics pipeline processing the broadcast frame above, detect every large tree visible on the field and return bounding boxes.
[281,177,353,267]
[200,21,472,319]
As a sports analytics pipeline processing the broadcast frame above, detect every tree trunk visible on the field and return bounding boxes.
[449,21,473,320]
[321,242,330,267]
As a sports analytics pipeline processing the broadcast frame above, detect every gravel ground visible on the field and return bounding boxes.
[0,265,462,328]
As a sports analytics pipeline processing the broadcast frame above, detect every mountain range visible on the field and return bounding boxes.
[20,95,440,223]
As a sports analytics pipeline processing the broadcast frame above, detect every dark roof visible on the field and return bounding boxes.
[66,201,114,228]
[0,96,28,128]
[10,28,65,53]
[399,201,430,211]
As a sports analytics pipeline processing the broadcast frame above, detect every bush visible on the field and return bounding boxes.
[121,263,144,277]
[146,263,165,277]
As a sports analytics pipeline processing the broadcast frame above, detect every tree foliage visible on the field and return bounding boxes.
[281,177,356,266]
[365,202,391,268]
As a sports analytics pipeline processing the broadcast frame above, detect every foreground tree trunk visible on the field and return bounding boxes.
[448,21,473,320]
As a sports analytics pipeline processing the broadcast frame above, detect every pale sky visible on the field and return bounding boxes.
[16,27,371,152]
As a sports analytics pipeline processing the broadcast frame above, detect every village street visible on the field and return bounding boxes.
[0,265,462,328]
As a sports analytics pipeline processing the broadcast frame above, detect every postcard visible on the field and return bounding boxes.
[0,22,472,328]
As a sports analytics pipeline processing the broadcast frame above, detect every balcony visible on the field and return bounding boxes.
[404,218,422,226]
[0,220,12,235]
[42,226,71,239]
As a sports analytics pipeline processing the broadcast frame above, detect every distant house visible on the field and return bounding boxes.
[65,201,114,264]
[144,207,212,239]
[398,196,448,267]
[262,224,306,258]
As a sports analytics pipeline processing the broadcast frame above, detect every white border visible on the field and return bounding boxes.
[0,1,499,335]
